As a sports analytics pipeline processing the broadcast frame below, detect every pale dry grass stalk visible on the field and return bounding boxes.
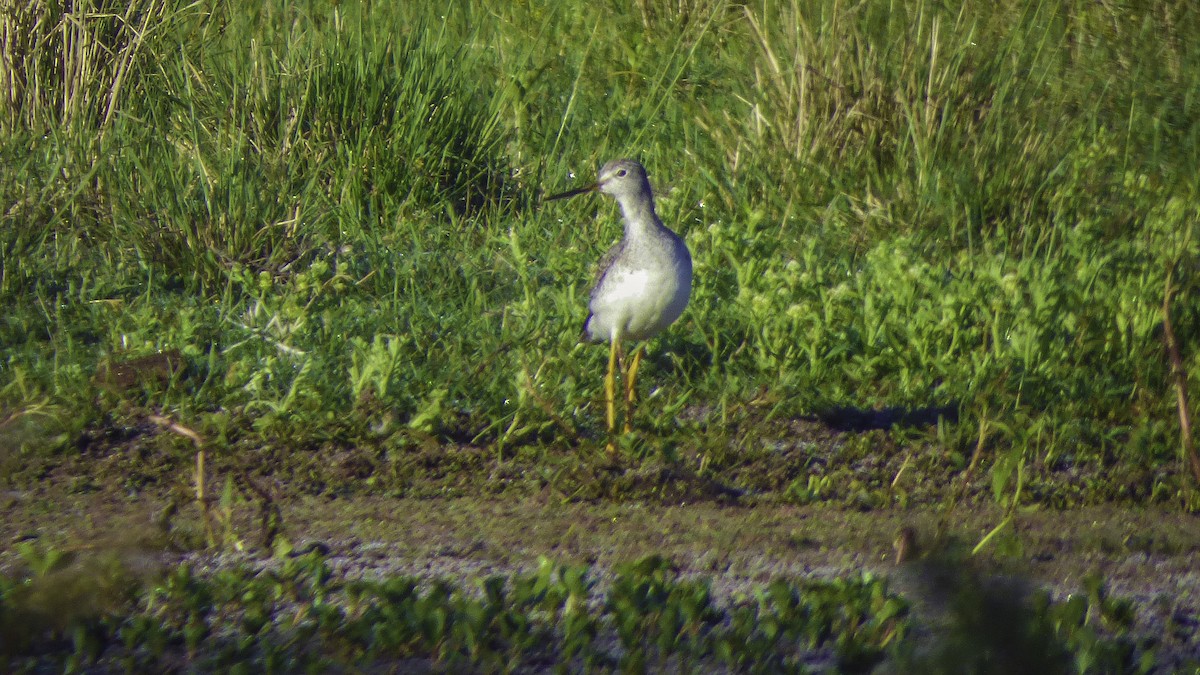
[1162,266,1200,483]
[149,413,215,546]
[0,0,178,133]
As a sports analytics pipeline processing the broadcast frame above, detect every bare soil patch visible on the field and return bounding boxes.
[4,481,1199,668]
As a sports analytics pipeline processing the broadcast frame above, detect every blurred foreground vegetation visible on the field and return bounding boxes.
[2,547,1157,673]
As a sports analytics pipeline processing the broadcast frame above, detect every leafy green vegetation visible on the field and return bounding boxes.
[0,550,1157,673]
[3,0,1199,502]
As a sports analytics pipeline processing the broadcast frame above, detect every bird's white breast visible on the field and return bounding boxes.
[601,269,653,306]
[588,258,690,342]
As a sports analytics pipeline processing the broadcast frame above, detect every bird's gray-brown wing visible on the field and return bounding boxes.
[580,239,626,342]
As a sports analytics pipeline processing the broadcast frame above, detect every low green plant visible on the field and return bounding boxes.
[2,551,1160,672]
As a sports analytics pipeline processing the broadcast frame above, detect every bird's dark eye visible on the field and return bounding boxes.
[617,169,628,177]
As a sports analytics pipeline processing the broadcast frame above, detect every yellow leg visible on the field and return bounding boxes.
[623,345,643,434]
[605,336,619,434]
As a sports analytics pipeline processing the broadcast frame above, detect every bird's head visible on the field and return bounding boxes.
[596,159,651,201]
[544,158,651,204]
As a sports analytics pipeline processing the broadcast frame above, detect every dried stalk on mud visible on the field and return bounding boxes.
[1161,266,1200,483]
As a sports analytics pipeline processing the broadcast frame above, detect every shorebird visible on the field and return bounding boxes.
[545,159,692,444]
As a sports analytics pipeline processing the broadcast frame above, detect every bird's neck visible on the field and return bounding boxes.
[617,197,661,239]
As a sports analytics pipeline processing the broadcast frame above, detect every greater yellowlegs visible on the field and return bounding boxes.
[546,159,692,442]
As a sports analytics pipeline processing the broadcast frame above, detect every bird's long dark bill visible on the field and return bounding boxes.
[544,184,598,201]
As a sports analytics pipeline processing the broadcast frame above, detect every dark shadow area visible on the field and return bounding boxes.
[817,404,959,432]
[650,336,713,379]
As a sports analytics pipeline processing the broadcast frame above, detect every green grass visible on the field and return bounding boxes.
[2,0,1200,507]
[0,549,1153,673]
[9,2,1200,667]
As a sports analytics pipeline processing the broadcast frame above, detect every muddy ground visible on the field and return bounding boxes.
[3,479,1199,670]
